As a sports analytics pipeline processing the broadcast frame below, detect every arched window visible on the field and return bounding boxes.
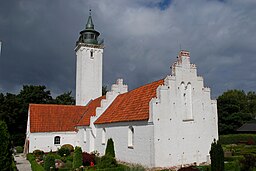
[83,128,86,143]
[102,128,106,145]
[54,136,60,145]
[186,83,193,120]
[128,126,134,148]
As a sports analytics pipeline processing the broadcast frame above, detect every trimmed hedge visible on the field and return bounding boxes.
[44,154,56,171]
[219,134,256,145]
[26,153,44,171]
[61,144,74,152]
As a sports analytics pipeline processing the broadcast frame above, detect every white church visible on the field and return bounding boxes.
[24,14,218,168]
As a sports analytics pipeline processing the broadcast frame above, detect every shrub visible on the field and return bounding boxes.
[57,146,70,157]
[105,138,115,158]
[61,144,74,152]
[82,152,95,166]
[33,149,44,157]
[66,155,73,162]
[44,154,56,171]
[15,146,23,153]
[73,146,83,169]
[224,161,240,171]
[97,155,117,169]
[240,154,256,171]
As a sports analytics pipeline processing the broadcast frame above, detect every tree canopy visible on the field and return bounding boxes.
[0,121,13,171]
[217,89,256,135]
[0,85,75,146]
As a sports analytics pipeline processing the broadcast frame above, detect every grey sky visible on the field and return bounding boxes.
[0,0,256,98]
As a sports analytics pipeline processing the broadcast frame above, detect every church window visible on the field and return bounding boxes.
[83,128,86,143]
[54,136,60,145]
[128,126,134,148]
[90,50,94,58]
[102,128,106,145]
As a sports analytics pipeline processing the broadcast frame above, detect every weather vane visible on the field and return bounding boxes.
[89,9,92,16]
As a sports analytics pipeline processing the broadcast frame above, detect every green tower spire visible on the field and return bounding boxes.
[76,10,100,46]
[86,13,94,29]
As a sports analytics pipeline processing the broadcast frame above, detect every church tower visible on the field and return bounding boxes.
[75,12,104,106]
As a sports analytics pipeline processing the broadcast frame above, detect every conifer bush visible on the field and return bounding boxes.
[105,138,115,158]
[44,154,55,171]
[73,146,83,169]
[210,139,224,171]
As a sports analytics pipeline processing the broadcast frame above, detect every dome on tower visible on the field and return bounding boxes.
[76,11,101,46]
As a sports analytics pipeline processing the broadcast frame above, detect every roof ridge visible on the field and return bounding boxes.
[123,78,164,95]
[29,103,81,107]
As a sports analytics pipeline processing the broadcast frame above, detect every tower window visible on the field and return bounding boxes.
[90,50,94,58]
[54,136,60,145]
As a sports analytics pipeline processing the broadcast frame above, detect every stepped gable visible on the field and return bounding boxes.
[29,104,86,133]
[95,79,164,124]
[76,95,106,126]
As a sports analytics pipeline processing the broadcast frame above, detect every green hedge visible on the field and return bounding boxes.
[225,155,244,162]
[219,134,256,145]
[26,153,44,171]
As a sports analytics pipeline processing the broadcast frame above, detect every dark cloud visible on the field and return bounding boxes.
[0,0,256,98]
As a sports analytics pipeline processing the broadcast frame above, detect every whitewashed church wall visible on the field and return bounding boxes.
[28,132,77,153]
[151,61,218,167]
[76,127,90,152]
[94,122,155,167]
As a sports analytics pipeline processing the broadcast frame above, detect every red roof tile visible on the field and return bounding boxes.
[76,96,106,126]
[29,104,86,133]
[95,79,164,124]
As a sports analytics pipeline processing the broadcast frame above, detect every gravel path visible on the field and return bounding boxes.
[14,154,32,171]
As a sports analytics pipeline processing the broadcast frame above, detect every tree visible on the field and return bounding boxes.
[73,146,83,169]
[217,89,255,134]
[105,138,115,158]
[0,121,13,171]
[102,85,108,96]
[54,91,75,105]
[210,139,224,171]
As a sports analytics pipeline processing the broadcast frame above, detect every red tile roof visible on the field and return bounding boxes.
[29,104,86,133]
[29,79,163,132]
[76,96,106,126]
[94,79,164,124]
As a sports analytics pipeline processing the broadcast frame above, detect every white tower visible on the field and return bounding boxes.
[75,13,104,106]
